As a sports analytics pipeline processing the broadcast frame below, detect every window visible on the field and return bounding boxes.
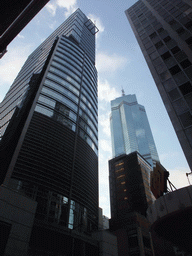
[159,70,171,81]
[163,36,171,43]
[164,56,177,69]
[166,39,177,49]
[172,98,189,115]
[168,88,181,101]
[179,81,192,95]
[185,66,192,80]
[185,20,192,30]
[146,46,156,54]
[115,161,124,167]
[186,36,192,45]
[169,19,176,26]
[155,41,164,49]
[157,27,164,33]
[155,63,166,74]
[174,51,187,62]
[180,59,192,69]
[145,41,153,49]
[150,51,159,60]
[161,51,171,60]
[173,71,188,86]
[149,32,157,39]
[163,79,176,92]
[117,174,125,179]
[169,65,181,75]
[153,57,162,66]
[179,111,192,128]
[171,46,180,54]
[176,27,185,35]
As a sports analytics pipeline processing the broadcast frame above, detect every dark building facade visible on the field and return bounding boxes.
[125,0,192,171]
[109,152,155,219]
[0,0,49,58]
[0,9,99,255]
[109,152,155,256]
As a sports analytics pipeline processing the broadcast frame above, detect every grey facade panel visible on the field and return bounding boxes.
[126,0,192,170]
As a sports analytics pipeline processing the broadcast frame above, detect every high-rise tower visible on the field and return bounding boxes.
[0,9,99,255]
[125,0,192,170]
[110,94,159,167]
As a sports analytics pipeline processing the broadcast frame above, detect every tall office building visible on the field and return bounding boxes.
[0,9,99,255]
[125,0,192,170]
[109,94,158,255]
[110,93,159,167]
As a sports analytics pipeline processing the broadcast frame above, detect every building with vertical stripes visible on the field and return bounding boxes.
[0,9,99,255]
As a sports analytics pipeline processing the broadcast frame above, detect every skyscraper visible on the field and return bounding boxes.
[109,94,157,255]
[110,93,159,167]
[125,0,192,171]
[0,9,99,255]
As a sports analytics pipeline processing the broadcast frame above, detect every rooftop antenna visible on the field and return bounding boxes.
[122,88,125,96]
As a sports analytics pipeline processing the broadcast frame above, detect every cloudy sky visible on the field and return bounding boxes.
[0,0,191,217]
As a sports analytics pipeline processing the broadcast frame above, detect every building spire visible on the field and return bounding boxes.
[122,88,125,96]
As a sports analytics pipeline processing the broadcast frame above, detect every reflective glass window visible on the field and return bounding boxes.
[54,55,82,73]
[49,68,80,89]
[51,62,81,83]
[42,86,78,104]
[35,104,76,131]
[57,47,83,67]
[78,128,97,154]
[38,94,78,112]
[44,78,79,96]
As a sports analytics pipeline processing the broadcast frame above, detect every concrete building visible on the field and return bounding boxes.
[147,185,192,255]
[0,9,100,255]
[125,0,192,171]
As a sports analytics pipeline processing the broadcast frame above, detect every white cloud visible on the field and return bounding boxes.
[168,168,190,189]
[99,113,111,137]
[88,14,104,34]
[0,45,32,102]
[56,0,77,17]
[45,2,57,16]
[159,152,179,162]
[0,45,32,84]
[45,0,77,17]
[98,79,121,102]
[17,34,25,39]
[99,154,110,184]
[48,20,57,30]
[56,0,76,8]
[96,52,127,73]
[99,139,112,153]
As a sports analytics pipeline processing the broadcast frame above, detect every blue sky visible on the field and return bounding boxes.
[0,0,191,217]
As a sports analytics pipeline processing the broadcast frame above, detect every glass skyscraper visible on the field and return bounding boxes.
[0,9,99,255]
[110,94,159,167]
[125,0,192,171]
